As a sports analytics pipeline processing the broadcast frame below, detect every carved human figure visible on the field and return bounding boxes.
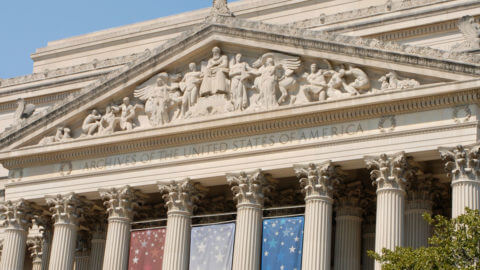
[257,57,282,109]
[98,105,120,135]
[180,63,203,117]
[302,63,328,102]
[200,47,229,96]
[61,127,72,142]
[325,65,349,99]
[343,64,370,94]
[82,109,101,136]
[229,54,255,110]
[380,71,420,90]
[113,97,136,131]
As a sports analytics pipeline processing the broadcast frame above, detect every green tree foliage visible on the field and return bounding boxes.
[368,208,480,270]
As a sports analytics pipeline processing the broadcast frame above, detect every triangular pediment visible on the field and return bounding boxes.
[1,15,480,161]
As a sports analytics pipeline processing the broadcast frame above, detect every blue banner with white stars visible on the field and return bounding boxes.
[261,216,304,270]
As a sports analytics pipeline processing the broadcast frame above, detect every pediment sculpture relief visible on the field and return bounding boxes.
[37,46,425,145]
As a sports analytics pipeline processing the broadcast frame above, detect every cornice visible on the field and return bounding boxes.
[1,17,479,151]
[1,83,479,169]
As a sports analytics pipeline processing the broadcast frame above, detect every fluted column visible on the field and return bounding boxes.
[440,144,480,217]
[365,152,409,270]
[227,170,269,270]
[41,228,53,270]
[362,217,375,270]
[99,186,138,270]
[0,200,34,270]
[28,236,43,270]
[294,161,342,270]
[333,184,363,270]
[405,174,435,248]
[46,193,83,270]
[88,224,106,270]
[159,179,204,270]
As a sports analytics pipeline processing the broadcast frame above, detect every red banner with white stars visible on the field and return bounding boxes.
[128,228,166,270]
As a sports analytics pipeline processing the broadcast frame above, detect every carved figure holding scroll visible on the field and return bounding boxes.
[301,63,328,102]
[181,63,203,117]
[343,64,370,94]
[200,47,229,96]
[229,53,256,110]
[82,109,101,136]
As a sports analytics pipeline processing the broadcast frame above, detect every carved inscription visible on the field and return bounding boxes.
[81,123,363,172]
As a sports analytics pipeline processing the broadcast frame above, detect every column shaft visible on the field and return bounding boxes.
[302,197,332,270]
[102,218,131,270]
[32,260,42,270]
[362,232,375,270]
[232,204,262,270]
[0,227,27,270]
[48,223,78,270]
[334,208,362,270]
[452,180,480,217]
[162,212,191,270]
[74,253,90,270]
[405,200,432,248]
[374,189,404,270]
[89,237,106,270]
[41,230,53,270]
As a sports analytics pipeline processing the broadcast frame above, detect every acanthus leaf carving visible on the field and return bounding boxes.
[452,15,480,52]
[99,185,139,220]
[293,161,343,199]
[158,179,205,214]
[365,152,409,191]
[0,199,34,231]
[439,144,480,182]
[45,193,84,225]
[226,169,271,207]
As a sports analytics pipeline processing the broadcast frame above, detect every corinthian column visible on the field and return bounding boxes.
[227,170,269,270]
[365,152,408,270]
[294,161,341,270]
[362,216,376,270]
[99,186,138,270]
[46,193,83,270]
[0,200,33,270]
[88,221,106,270]
[28,236,43,270]
[334,184,363,270]
[159,179,204,270]
[405,172,435,248]
[439,144,480,217]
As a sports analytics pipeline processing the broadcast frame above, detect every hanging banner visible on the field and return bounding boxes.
[189,222,236,270]
[261,216,304,270]
[128,228,166,270]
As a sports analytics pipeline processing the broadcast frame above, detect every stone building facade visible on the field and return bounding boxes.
[0,0,479,269]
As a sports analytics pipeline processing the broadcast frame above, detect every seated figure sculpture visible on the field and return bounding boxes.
[200,47,229,96]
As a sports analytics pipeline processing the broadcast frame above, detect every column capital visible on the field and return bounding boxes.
[158,178,205,215]
[365,152,409,192]
[46,193,83,225]
[99,186,139,220]
[294,161,342,200]
[27,236,43,264]
[0,199,34,231]
[227,169,270,207]
[439,144,480,183]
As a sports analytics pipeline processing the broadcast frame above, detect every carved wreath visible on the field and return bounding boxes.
[378,115,396,133]
[453,105,472,124]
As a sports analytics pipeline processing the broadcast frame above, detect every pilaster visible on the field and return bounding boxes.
[227,169,270,270]
[439,144,480,217]
[365,152,408,270]
[294,161,341,270]
[159,179,204,270]
[99,186,138,270]
[0,199,34,270]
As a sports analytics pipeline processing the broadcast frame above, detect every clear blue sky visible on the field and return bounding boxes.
[1,1,239,79]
